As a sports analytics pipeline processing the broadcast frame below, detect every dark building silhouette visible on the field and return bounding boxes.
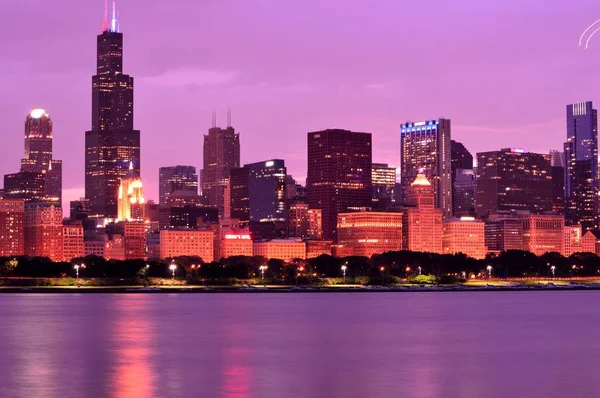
[550,150,565,215]
[564,101,598,231]
[229,166,250,224]
[307,129,372,240]
[159,166,198,206]
[450,140,474,216]
[201,120,240,217]
[85,6,140,219]
[400,119,452,218]
[476,149,553,219]
[159,191,218,230]
[453,169,476,217]
[229,160,287,239]
[69,198,95,230]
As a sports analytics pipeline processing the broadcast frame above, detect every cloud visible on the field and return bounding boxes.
[139,68,237,88]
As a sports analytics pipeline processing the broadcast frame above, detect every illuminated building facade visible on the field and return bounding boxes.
[442,217,486,259]
[307,129,372,240]
[581,231,600,254]
[85,6,141,219]
[372,163,396,208]
[201,124,240,217]
[159,166,198,206]
[400,119,452,218]
[563,224,582,257]
[305,240,333,258]
[62,224,85,262]
[401,173,443,253]
[24,204,63,262]
[117,165,145,221]
[451,140,475,217]
[0,199,25,256]
[220,233,253,258]
[3,172,46,203]
[106,221,146,260]
[288,201,321,239]
[337,211,403,257]
[253,239,306,262]
[564,101,598,230]
[476,149,553,219]
[159,229,214,261]
[522,214,565,256]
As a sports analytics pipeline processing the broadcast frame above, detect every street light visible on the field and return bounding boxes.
[341,264,348,284]
[169,261,177,279]
[380,266,385,285]
[259,265,268,285]
[418,266,422,275]
[296,266,304,285]
[551,265,556,278]
[487,265,493,279]
[74,263,85,279]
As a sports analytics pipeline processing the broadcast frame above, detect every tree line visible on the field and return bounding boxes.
[0,250,598,282]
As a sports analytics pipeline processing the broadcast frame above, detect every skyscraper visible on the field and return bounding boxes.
[400,119,452,218]
[564,101,598,230]
[85,3,140,219]
[476,149,553,219]
[201,122,240,217]
[158,166,198,206]
[402,173,443,253]
[372,163,397,208]
[0,199,25,257]
[117,164,145,221]
[451,140,474,217]
[550,150,565,215]
[307,129,372,240]
[3,109,62,204]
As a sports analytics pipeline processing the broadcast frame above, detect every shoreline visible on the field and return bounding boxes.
[2,284,600,293]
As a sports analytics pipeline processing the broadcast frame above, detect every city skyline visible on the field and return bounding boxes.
[1,1,598,207]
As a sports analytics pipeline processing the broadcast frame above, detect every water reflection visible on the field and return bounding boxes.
[2,292,600,398]
[109,295,156,398]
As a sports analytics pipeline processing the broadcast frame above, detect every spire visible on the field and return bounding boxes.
[110,1,119,33]
[212,109,217,128]
[227,107,232,127]
[102,0,109,32]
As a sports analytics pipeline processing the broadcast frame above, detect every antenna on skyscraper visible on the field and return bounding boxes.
[227,107,232,127]
[102,0,109,32]
[212,109,217,128]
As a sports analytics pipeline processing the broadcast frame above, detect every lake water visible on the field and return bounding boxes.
[0,292,599,398]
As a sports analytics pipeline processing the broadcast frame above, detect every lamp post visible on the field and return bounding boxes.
[551,265,556,278]
[169,261,177,280]
[405,266,411,280]
[296,266,304,286]
[341,264,348,284]
[418,266,422,275]
[259,265,268,286]
[380,266,385,285]
[487,265,492,279]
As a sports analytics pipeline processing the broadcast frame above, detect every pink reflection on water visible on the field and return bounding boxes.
[109,295,156,398]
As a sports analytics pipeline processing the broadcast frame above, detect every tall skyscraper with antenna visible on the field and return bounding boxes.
[201,111,240,218]
[85,1,140,220]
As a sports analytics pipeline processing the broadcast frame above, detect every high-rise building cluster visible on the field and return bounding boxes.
[2,4,600,263]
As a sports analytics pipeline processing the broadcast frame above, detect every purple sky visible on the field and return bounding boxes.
[1,0,600,207]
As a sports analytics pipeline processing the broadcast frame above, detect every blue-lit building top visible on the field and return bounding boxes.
[247,159,287,222]
[400,118,452,219]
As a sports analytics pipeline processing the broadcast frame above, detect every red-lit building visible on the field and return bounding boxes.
[0,199,25,256]
[24,204,63,261]
[63,224,85,262]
